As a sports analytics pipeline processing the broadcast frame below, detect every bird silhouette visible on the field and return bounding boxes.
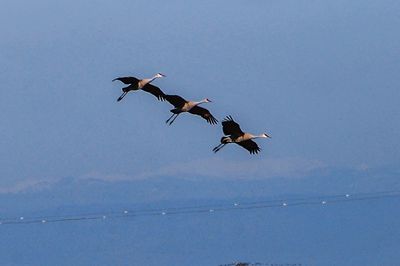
[164,94,218,125]
[213,116,270,154]
[113,73,166,102]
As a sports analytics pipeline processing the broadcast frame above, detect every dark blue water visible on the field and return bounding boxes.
[1,197,399,266]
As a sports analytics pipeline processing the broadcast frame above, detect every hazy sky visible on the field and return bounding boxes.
[1,1,400,265]
[1,0,399,191]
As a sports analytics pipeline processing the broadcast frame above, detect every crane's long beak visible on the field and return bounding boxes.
[159,73,166,77]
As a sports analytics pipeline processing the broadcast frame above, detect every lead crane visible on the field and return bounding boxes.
[112,73,166,102]
[213,116,271,154]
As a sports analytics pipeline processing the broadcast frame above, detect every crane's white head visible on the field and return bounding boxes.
[204,98,212,103]
[155,73,166,78]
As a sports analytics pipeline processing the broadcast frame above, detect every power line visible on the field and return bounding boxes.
[1,190,400,226]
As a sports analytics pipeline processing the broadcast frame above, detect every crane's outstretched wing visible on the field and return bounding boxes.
[189,106,218,125]
[165,94,187,108]
[112,76,139,84]
[141,83,166,101]
[222,116,244,137]
[236,140,261,154]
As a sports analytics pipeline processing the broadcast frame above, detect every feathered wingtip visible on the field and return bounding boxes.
[249,147,261,154]
[207,115,219,125]
[157,94,167,102]
[112,76,138,84]
[223,115,234,122]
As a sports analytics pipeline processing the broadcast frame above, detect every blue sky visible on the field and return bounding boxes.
[1,0,400,265]
[1,0,400,189]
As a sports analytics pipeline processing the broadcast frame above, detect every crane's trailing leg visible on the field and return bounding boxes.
[168,114,180,125]
[117,92,128,102]
[165,113,176,124]
[212,143,226,153]
[213,137,231,153]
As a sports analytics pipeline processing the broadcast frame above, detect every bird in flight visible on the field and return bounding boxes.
[113,73,166,102]
[213,116,270,154]
[164,94,218,125]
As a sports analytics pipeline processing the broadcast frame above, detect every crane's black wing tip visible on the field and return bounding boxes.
[112,77,124,82]
[249,147,261,154]
[157,95,167,101]
[209,118,219,125]
[223,115,234,122]
[205,115,218,125]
